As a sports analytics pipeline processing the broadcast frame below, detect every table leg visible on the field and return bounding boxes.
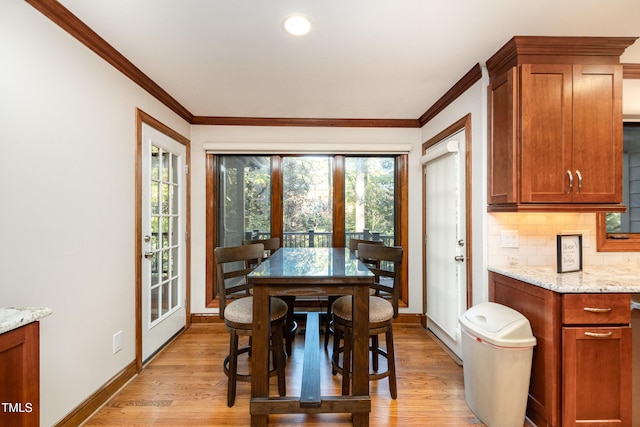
[251,285,270,427]
[351,284,370,427]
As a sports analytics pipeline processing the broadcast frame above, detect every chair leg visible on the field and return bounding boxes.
[272,324,287,397]
[324,296,337,350]
[386,327,397,399]
[371,335,379,372]
[341,325,352,396]
[331,319,342,375]
[282,296,296,356]
[227,330,239,407]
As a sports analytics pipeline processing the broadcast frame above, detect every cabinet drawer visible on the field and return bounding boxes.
[562,294,630,325]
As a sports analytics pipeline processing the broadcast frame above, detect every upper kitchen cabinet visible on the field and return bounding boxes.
[487,36,638,212]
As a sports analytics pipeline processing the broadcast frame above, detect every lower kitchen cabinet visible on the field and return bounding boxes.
[562,326,632,426]
[489,272,632,427]
[0,321,40,427]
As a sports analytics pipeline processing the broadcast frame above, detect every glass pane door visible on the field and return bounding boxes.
[141,123,186,361]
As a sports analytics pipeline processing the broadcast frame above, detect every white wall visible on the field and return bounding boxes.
[189,125,424,314]
[420,73,490,305]
[0,2,189,426]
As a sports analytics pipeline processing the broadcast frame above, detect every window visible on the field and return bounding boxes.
[205,153,408,308]
[345,157,397,246]
[217,156,271,247]
[597,122,640,251]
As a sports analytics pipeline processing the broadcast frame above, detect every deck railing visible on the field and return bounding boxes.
[243,229,394,247]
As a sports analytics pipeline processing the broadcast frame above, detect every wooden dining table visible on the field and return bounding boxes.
[247,247,374,427]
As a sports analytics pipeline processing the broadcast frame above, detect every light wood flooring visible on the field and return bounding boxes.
[82,322,485,426]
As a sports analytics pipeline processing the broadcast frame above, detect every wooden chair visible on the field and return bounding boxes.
[242,237,297,356]
[331,243,403,399]
[214,243,288,407]
[323,238,383,350]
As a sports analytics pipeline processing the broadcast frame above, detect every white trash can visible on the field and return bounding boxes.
[459,302,537,427]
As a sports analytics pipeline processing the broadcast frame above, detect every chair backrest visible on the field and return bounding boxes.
[242,237,280,268]
[348,238,383,253]
[214,243,265,319]
[357,243,403,318]
[348,238,383,268]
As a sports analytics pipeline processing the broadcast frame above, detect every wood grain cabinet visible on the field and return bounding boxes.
[561,294,632,426]
[486,36,637,212]
[0,322,40,427]
[489,272,632,427]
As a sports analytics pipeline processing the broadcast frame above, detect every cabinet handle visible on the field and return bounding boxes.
[583,307,612,313]
[566,170,573,193]
[575,170,582,194]
[584,331,613,338]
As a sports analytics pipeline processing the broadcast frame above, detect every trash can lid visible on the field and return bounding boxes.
[459,302,537,348]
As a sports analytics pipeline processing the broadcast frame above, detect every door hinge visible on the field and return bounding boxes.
[185,231,189,242]
[184,164,189,175]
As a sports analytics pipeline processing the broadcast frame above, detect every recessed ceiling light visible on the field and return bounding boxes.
[284,15,311,36]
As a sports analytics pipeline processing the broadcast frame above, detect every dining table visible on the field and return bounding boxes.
[247,247,374,427]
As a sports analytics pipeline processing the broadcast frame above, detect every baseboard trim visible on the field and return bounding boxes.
[191,313,224,324]
[396,313,425,324]
[54,361,137,427]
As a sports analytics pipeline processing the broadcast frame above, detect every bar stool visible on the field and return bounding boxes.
[242,237,297,356]
[323,238,383,350]
[214,243,288,407]
[331,243,403,398]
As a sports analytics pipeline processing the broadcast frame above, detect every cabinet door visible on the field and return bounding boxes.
[572,64,623,203]
[562,326,632,426]
[519,64,573,203]
[488,68,518,204]
[0,323,40,427]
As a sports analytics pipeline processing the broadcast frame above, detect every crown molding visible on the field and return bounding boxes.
[623,63,640,79]
[418,63,483,127]
[191,116,419,127]
[25,0,194,123]
[486,36,638,81]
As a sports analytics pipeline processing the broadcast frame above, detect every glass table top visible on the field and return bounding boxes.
[248,247,374,279]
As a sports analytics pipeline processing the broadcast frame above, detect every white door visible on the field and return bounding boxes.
[141,123,187,361]
[423,130,467,359]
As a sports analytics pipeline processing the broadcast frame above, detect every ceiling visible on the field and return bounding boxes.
[57,0,640,120]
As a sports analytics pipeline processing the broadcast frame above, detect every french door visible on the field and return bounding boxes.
[141,123,187,361]
[424,129,468,359]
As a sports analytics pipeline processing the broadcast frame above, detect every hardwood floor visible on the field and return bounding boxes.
[82,323,485,426]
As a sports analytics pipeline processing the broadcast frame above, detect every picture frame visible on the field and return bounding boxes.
[557,234,583,273]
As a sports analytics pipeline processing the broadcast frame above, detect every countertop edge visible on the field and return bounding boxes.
[488,265,639,294]
[0,307,53,335]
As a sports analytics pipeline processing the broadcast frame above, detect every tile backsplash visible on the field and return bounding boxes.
[488,213,640,267]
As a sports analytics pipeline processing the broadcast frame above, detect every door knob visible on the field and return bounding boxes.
[454,255,465,262]
[143,251,154,260]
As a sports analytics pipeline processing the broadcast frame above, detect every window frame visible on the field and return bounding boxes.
[205,153,409,309]
[596,212,640,251]
[596,120,640,252]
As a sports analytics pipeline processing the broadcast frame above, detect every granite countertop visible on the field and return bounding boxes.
[488,265,640,293]
[0,307,52,335]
